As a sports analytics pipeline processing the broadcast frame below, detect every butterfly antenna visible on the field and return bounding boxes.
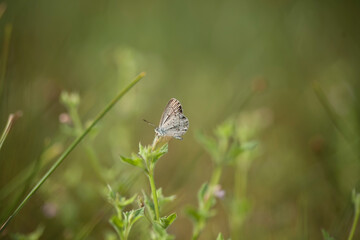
[143,119,156,127]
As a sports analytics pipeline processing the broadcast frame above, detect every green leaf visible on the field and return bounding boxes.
[124,207,145,225]
[107,184,117,201]
[321,229,335,240]
[120,155,144,169]
[197,183,209,203]
[216,233,224,240]
[226,142,243,163]
[109,215,123,231]
[119,194,137,208]
[139,142,145,154]
[160,213,177,229]
[157,188,176,209]
[151,222,175,240]
[215,119,235,140]
[184,206,202,222]
[151,143,168,163]
[107,185,137,210]
[143,191,155,220]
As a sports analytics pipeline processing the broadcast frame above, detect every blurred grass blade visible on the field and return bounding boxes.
[0,23,12,100]
[0,111,22,152]
[0,72,146,233]
[313,81,351,141]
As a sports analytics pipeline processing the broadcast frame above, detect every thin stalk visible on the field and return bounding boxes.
[231,158,249,239]
[348,208,360,240]
[0,72,145,233]
[148,168,160,221]
[68,103,106,183]
[209,165,222,187]
[68,106,84,135]
[0,111,22,152]
[191,225,202,240]
[84,145,107,183]
[313,82,352,142]
[204,165,222,211]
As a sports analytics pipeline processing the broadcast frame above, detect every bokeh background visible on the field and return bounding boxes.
[1,0,360,239]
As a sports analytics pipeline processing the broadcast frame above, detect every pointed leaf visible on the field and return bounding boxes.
[109,215,123,231]
[198,183,209,203]
[215,119,235,140]
[120,155,144,169]
[143,191,155,219]
[118,194,137,208]
[226,142,243,163]
[184,206,202,222]
[321,229,335,240]
[151,222,175,240]
[152,143,168,163]
[160,213,177,229]
[124,207,145,225]
[216,233,224,240]
[107,184,116,201]
[157,188,176,208]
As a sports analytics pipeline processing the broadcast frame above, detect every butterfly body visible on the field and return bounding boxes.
[155,98,189,140]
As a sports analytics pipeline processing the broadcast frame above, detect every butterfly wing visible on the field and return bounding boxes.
[158,98,189,139]
[159,98,183,126]
[160,113,189,139]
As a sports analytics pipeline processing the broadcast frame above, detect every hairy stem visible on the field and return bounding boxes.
[148,168,160,221]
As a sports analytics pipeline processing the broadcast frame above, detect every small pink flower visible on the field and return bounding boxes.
[59,113,71,124]
[214,184,225,199]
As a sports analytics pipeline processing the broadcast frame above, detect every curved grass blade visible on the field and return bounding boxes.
[0,72,146,233]
[0,111,22,152]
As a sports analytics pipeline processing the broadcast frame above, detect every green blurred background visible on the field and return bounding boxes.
[1,0,360,239]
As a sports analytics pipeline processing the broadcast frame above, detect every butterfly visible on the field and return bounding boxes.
[155,98,189,140]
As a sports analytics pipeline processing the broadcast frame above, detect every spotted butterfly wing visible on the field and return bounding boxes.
[155,98,189,140]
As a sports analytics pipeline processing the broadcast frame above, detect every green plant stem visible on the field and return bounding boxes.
[204,164,222,212]
[209,165,222,187]
[0,72,145,233]
[348,209,360,240]
[68,106,84,135]
[67,103,107,183]
[231,158,249,239]
[148,167,160,221]
[234,156,250,200]
[84,145,107,183]
[192,165,223,240]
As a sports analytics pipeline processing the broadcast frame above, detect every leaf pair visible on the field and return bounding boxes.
[107,185,145,240]
[120,143,168,171]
